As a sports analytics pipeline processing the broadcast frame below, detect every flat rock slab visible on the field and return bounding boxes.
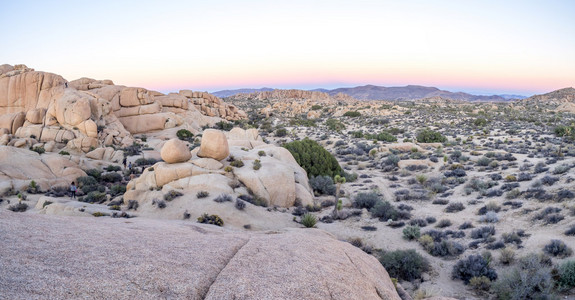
[0,211,400,300]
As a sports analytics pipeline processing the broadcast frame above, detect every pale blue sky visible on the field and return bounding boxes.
[1,0,574,95]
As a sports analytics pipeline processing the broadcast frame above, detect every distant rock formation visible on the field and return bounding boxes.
[0,64,246,152]
[518,87,575,113]
[328,85,509,101]
[227,88,355,102]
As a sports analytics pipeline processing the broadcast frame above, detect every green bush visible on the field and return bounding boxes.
[104,165,122,172]
[343,111,361,117]
[85,169,102,180]
[379,249,430,281]
[8,202,28,212]
[110,184,126,197]
[197,213,224,226]
[301,213,317,228]
[101,172,122,183]
[257,150,266,157]
[558,260,575,288]
[83,191,107,204]
[473,118,488,127]
[452,255,497,284]
[283,138,343,178]
[230,160,244,168]
[275,128,288,137]
[325,119,346,132]
[365,131,397,142]
[309,175,336,195]
[31,146,45,154]
[164,190,183,202]
[196,191,209,198]
[416,129,447,143]
[176,129,194,141]
[311,104,322,110]
[252,159,261,170]
[403,226,421,240]
[353,192,381,209]
[58,150,70,156]
[493,253,554,299]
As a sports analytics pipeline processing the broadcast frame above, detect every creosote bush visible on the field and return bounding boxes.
[452,254,497,284]
[197,213,223,226]
[353,192,380,209]
[309,175,336,196]
[492,253,554,299]
[403,226,421,240]
[379,249,430,282]
[543,239,573,258]
[214,194,233,203]
[163,190,183,201]
[196,191,209,198]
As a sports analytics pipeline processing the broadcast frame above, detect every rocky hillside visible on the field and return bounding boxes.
[226,88,356,102]
[517,87,575,113]
[328,85,509,101]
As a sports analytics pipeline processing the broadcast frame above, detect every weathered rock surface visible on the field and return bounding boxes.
[0,65,246,151]
[197,129,229,161]
[160,138,192,163]
[0,212,401,300]
[0,146,85,192]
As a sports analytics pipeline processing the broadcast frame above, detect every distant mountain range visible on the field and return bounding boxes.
[213,85,528,101]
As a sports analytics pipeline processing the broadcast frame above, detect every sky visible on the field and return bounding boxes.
[1,0,574,96]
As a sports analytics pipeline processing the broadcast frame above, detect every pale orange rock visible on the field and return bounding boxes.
[160,138,192,164]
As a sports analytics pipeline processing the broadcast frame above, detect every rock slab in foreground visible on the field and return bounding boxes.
[0,212,400,300]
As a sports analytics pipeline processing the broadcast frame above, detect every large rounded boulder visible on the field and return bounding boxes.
[160,138,192,164]
[197,129,229,161]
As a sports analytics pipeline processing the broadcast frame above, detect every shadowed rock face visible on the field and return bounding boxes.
[0,211,401,300]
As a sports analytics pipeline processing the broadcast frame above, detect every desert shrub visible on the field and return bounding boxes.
[58,150,70,155]
[230,160,244,168]
[445,202,465,213]
[176,129,194,141]
[235,199,246,210]
[432,199,449,205]
[543,239,573,258]
[309,175,336,196]
[325,118,346,132]
[410,218,428,227]
[486,240,506,250]
[182,210,191,219]
[544,213,564,224]
[480,211,499,223]
[384,154,400,167]
[459,221,474,230]
[82,191,106,204]
[469,276,492,292]
[164,190,183,201]
[197,213,223,226]
[239,193,268,207]
[104,165,122,172]
[476,156,492,166]
[403,226,421,240]
[7,202,28,212]
[502,232,523,245]
[127,200,139,210]
[379,249,430,282]
[452,254,497,284]
[540,175,559,186]
[429,240,465,257]
[492,253,554,299]
[558,260,575,288]
[109,184,126,197]
[92,212,109,217]
[343,110,361,117]
[252,159,261,170]
[397,203,414,211]
[504,175,517,182]
[134,158,158,166]
[214,194,233,203]
[471,226,496,240]
[77,175,98,187]
[214,121,233,131]
[500,247,516,265]
[257,150,266,156]
[353,192,381,209]
[553,164,570,175]
[416,129,447,143]
[436,219,452,228]
[274,127,288,137]
[31,146,45,154]
[557,189,575,201]
[301,213,317,228]
[101,172,122,183]
[196,191,209,198]
[85,169,102,180]
[565,224,575,236]
[370,200,409,221]
[283,138,343,178]
[534,206,561,221]
[534,162,549,174]
[426,216,437,224]
[152,199,166,209]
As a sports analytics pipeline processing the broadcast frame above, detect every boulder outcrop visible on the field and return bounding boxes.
[0,212,402,300]
[160,138,192,164]
[197,129,229,161]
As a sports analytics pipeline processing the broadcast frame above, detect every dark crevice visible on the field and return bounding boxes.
[201,236,251,299]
